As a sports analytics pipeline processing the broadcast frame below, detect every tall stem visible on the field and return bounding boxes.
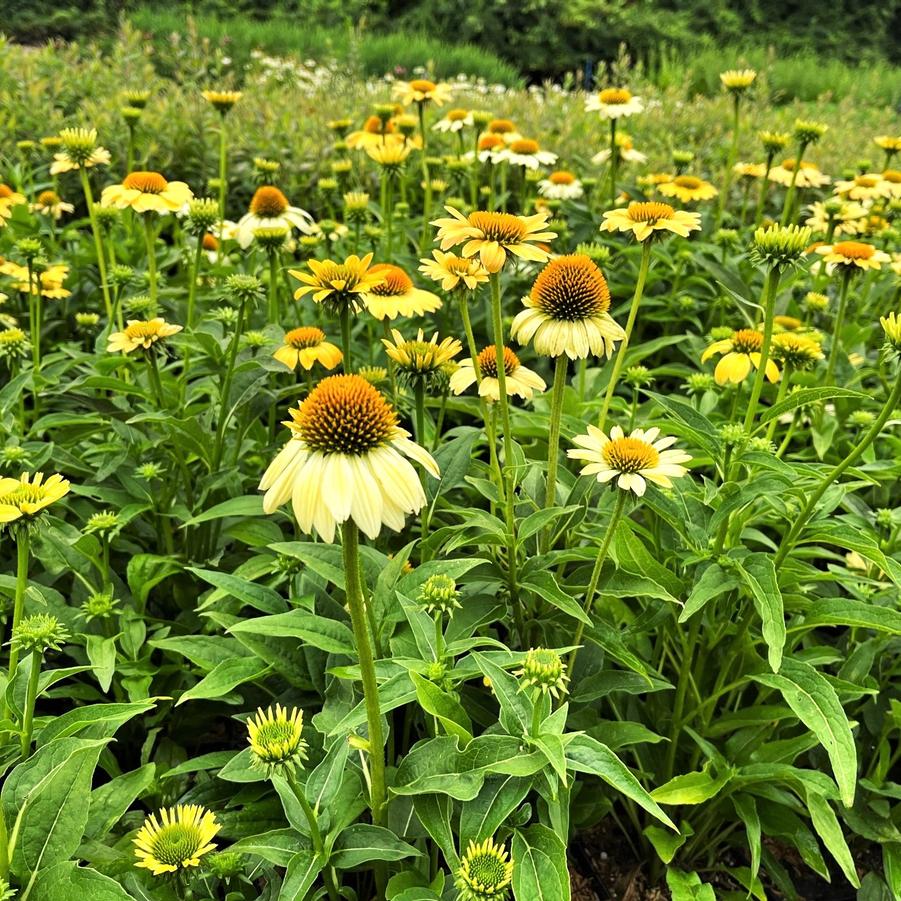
[217,113,228,233]
[541,354,569,551]
[211,295,248,472]
[598,240,652,431]
[742,266,781,432]
[341,523,387,826]
[285,769,340,901]
[825,268,853,384]
[568,490,627,674]
[716,96,741,228]
[79,167,112,321]
[268,249,280,324]
[753,152,775,227]
[418,103,431,254]
[780,141,808,226]
[765,363,792,442]
[340,305,352,372]
[20,649,41,758]
[774,369,901,568]
[3,529,30,723]
[607,118,618,208]
[143,216,158,312]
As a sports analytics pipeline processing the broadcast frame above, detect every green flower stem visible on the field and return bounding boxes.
[825,267,853,384]
[741,265,781,432]
[664,616,701,783]
[143,216,158,312]
[418,103,431,254]
[146,351,166,411]
[568,489,627,675]
[267,249,281,324]
[469,130,480,206]
[764,363,793,442]
[413,380,426,446]
[340,305,352,372]
[211,295,249,472]
[78,167,113,321]
[285,769,340,901]
[716,95,741,228]
[597,240,653,432]
[0,804,8,883]
[607,118,618,208]
[381,319,398,401]
[541,354,569,552]
[780,140,809,225]
[126,123,136,174]
[753,153,775,227]
[3,529,30,724]
[341,522,387,830]
[499,161,508,212]
[530,689,544,738]
[19,649,41,759]
[774,367,901,569]
[26,261,40,377]
[217,112,228,230]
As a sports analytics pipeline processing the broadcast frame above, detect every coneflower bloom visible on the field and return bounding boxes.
[418,250,490,292]
[259,374,439,542]
[456,837,514,901]
[591,133,647,165]
[201,90,242,113]
[768,159,830,188]
[0,472,71,523]
[701,328,780,385]
[2,262,71,299]
[833,173,891,201]
[433,108,473,132]
[499,138,558,170]
[393,78,453,107]
[382,328,462,376]
[273,327,343,372]
[363,263,442,320]
[0,185,27,225]
[101,171,193,214]
[347,115,405,150]
[107,318,182,355]
[658,175,718,203]
[538,171,584,200]
[585,87,644,119]
[365,142,413,168]
[290,253,385,312]
[235,186,315,248]
[246,704,308,774]
[134,805,220,876]
[805,200,867,236]
[50,127,111,173]
[511,254,624,359]
[814,241,890,274]
[601,201,701,242]
[30,190,74,220]
[450,345,546,401]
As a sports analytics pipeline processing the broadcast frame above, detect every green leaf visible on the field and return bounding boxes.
[30,862,134,901]
[680,562,740,622]
[181,494,265,527]
[803,598,901,634]
[177,656,272,705]
[85,764,155,839]
[330,824,421,867]
[230,828,306,866]
[37,700,157,746]
[425,428,479,508]
[410,671,473,743]
[883,843,901,898]
[644,390,722,458]
[278,849,320,900]
[755,387,868,429]
[191,566,287,614]
[127,553,182,608]
[516,572,590,625]
[651,765,731,806]
[460,776,531,850]
[472,652,531,735]
[736,552,785,672]
[732,794,761,884]
[644,823,691,864]
[666,868,716,901]
[512,824,570,901]
[752,658,857,806]
[228,609,355,655]
[413,794,458,869]
[85,635,116,693]
[518,506,581,542]
[805,790,860,887]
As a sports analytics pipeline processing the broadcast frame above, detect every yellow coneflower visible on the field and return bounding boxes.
[637,172,677,189]
[499,138,558,170]
[365,141,413,168]
[471,133,507,164]
[701,328,780,385]
[393,78,453,107]
[805,200,867,236]
[259,374,439,542]
[202,90,242,113]
[833,173,891,201]
[273,326,343,372]
[134,805,220,876]
[720,69,757,92]
[418,250,490,292]
[585,87,644,119]
[456,837,514,901]
[289,253,385,312]
[600,201,701,242]
[247,704,308,773]
[658,175,718,203]
[30,190,75,220]
[516,648,570,698]
[487,118,518,139]
[450,345,546,401]
[235,185,315,248]
[347,115,406,150]
[537,171,584,200]
[591,132,647,165]
[814,240,890,273]
[3,262,71,299]
[362,263,442,320]
[382,328,462,375]
[433,108,473,133]
[880,169,901,198]
[107,318,183,355]
[50,127,111,173]
[773,315,803,331]
[511,254,624,359]
[568,425,691,497]
[101,171,193,214]
[431,206,556,273]
[874,135,901,156]
[768,159,830,188]
[0,472,71,523]
[0,185,27,224]
[733,162,767,179]
[771,332,824,369]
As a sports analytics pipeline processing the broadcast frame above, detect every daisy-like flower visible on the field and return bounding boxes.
[202,90,242,113]
[382,328,462,379]
[720,69,757,92]
[498,138,557,170]
[0,472,71,523]
[875,135,901,156]
[393,78,453,107]
[259,374,439,542]
[601,201,701,242]
[418,250,490,292]
[771,332,824,369]
[658,175,718,203]
[468,133,507,164]
[487,118,519,140]
[50,128,111,174]
[3,262,71,299]
[107,318,183,355]
[733,162,767,179]
[591,132,647,165]
[585,87,644,119]
[814,241,890,274]
[537,171,584,200]
[273,326,343,372]
[833,173,891,201]
[450,345,546,401]
[365,141,413,169]
[362,263,442,320]
[881,169,901,198]
[290,252,385,313]
[247,704,308,774]
[431,206,556,273]
[235,185,315,249]
[0,185,27,225]
[805,200,867,236]
[347,115,406,150]
[511,254,624,360]
[516,647,569,698]
[134,805,220,876]
[701,328,780,385]
[30,190,75,220]
[768,159,830,188]
[433,108,473,133]
[567,425,691,497]
[101,171,193,214]
[456,837,514,901]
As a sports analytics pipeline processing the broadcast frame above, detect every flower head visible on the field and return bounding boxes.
[512,255,624,360]
[759,131,791,155]
[793,119,828,146]
[516,648,569,698]
[537,170,584,201]
[701,328,780,385]
[290,253,385,314]
[260,374,439,542]
[432,206,556,273]
[834,173,891,201]
[108,318,182,355]
[101,171,193,215]
[498,138,557,170]
[750,223,812,268]
[601,201,701,242]
[450,345,546,401]
[394,78,453,106]
[767,158,830,188]
[11,613,69,656]
[720,69,756,93]
[568,425,691,496]
[814,241,890,274]
[805,199,867,237]
[273,326,343,372]
[881,312,901,353]
[433,108,473,132]
[585,87,643,119]
[202,90,242,113]
[771,332,824,369]
[417,573,462,616]
[134,805,220,876]
[418,250,489,293]
[366,142,413,170]
[658,175,718,203]
[50,128,110,173]
[363,264,442,320]
[0,472,70,524]
[382,328,462,383]
[591,132,647,166]
[247,704,308,774]
[456,837,514,901]
[236,185,315,248]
